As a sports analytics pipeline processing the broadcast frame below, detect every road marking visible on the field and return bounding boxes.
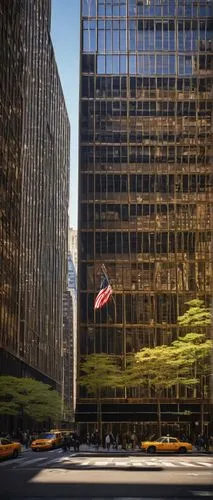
[154,461,176,467]
[196,461,213,468]
[178,461,198,467]
[18,456,48,467]
[0,456,27,467]
[191,491,213,497]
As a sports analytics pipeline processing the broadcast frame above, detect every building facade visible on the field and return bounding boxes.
[0,0,70,391]
[65,229,78,413]
[68,227,78,272]
[63,290,74,417]
[0,0,23,365]
[77,0,213,436]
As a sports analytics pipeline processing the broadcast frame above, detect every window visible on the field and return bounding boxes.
[97,55,105,73]
[179,56,192,76]
[82,0,97,17]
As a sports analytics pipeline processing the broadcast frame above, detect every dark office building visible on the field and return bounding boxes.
[0,0,70,391]
[77,0,213,436]
[63,290,74,418]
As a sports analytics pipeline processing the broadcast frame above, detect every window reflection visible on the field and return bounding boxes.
[79,0,213,410]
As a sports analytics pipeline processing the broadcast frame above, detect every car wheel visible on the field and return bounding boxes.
[52,443,55,449]
[147,446,156,454]
[13,449,18,459]
[179,446,187,454]
[32,449,36,452]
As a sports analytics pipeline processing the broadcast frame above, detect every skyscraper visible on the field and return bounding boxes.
[62,228,78,418]
[77,0,213,436]
[0,0,70,391]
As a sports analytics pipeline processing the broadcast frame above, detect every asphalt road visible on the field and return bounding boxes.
[0,449,212,499]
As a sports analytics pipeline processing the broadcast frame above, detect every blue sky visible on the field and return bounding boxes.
[51,0,80,229]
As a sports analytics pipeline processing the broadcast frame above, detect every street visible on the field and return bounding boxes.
[0,449,212,499]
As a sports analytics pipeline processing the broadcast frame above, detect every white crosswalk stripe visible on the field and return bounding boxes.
[0,453,212,470]
[18,456,48,467]
[195,461,213,467]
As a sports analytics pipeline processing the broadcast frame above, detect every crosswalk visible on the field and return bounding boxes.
[0,451,212,471]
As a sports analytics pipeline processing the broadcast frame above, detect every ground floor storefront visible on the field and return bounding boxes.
[76,400,212,445]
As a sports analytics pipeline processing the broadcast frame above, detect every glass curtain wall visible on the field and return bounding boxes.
[0,0,23,356]
[0,0,70,391]
[78,0,213,434]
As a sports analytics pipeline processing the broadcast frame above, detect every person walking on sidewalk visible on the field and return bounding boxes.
[105,433,111,451]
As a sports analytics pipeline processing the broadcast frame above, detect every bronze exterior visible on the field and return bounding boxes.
[0,0,70,390]
[77,0,213,435]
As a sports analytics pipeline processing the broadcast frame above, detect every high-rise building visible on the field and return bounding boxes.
[62,228,78,418]
[68,227,78,272]
[77,0,213,436]
[0,0,70,391]
[63,290,74,416]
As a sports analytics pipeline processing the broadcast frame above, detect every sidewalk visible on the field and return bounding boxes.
[76,444,213,455]
[21,444,213,455]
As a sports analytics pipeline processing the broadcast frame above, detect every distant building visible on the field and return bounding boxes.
[0,0,70,392]
[62,228,78,414]
[68,254,77,297]
[68,227,78,272]
[63,290,74,416]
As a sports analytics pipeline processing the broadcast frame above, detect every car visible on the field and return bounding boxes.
[140,436,193,454]
[0,438,22,460]
[31,432,62,451]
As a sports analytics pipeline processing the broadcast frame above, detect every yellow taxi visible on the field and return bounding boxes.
[31,431,62,451]
[0,437,22,459]
[140,436,193,454]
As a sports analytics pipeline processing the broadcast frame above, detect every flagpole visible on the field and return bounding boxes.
[101,264,117,324]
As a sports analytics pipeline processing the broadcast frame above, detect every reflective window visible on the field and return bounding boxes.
[82,0,96,17]
[83,20,96,52]
[179,56,193,75]
[97,55,105,73]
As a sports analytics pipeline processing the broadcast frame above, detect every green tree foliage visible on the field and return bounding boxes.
[125,299,212,435]
[125,346,197,435]
[79,353,124,437]
[0,376,62,422]
[176,299,212,380]
[178,299,211,328]
[79,353,124,395]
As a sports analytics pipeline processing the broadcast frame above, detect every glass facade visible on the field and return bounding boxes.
[0,0,23,360]
[63,290,74,414]
[78,0,213,435]
[0,0,70,390]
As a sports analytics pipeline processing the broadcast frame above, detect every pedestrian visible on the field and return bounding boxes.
[203,435,209,452]
[94,430,100,450]
[73,431,80,452]
[195,434,204,452]
[67,433,72,450]
[86,432,90,446]
[131,432,135,449]
[110,432,115,448]
[115,433,119,450]
[62,435,68,451]
[105,433,111,451]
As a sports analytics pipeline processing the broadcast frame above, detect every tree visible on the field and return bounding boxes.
[0,376,62,424]
[177,299,211,328]
[125,300,212,436]
[79,353,124,438]
[125,345,197,435]
[176,299,212,433]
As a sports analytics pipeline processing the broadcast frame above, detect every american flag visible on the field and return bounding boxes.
[94,276,112,310]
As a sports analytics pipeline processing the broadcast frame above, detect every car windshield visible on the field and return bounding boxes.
[38,433,55,439]
[155,438,165,442]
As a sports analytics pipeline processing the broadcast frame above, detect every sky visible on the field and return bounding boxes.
[51,0,80,229]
